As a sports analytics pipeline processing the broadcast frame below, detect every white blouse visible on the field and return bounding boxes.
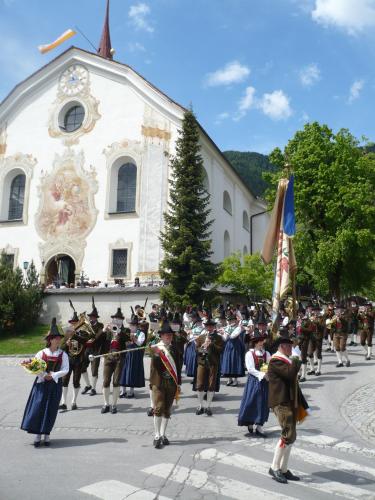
[34,348,69,384]
[223,325,242,340]
[245,349,271,381]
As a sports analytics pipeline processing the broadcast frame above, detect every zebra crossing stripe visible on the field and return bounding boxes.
[79,479,172,500]
[198,448,374,499]
[142,463,296,500]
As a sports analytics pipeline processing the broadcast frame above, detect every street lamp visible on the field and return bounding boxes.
[23,261,29,270]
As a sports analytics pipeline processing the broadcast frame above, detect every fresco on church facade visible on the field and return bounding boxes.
[36,150,98,241]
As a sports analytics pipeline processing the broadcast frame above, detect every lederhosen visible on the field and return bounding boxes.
[62,331,87,389]
[151,347,179,419]
[196,332,224,392]
[307,319,324,360]
[333,317,349,352]
[81,322,105,378]
[299,318,313,363]
[103,328,129,388]
[359,313,374,347]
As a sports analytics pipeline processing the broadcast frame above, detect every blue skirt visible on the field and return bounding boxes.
[221,337,245,377]
[238,375,269,426]
[184,341,197,377]
[120,345,145,387]
[21,378,62,435]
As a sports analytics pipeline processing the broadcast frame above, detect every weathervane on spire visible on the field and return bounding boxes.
[98,0,115,59]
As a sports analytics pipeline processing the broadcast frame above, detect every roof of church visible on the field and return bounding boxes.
[0,45,259,200]
[97,0,113,60]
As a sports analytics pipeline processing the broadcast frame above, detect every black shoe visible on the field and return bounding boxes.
[325,347,331,352]
[101,405,110,414]
[59,404,67,411]
[71,403,77,410]
[255,429,267,438]
[33,441,41,448]
[366,356,371,360]
[89,388,97,396]
[162,436,170,445]
[119,393,127,399]
[314,361,318,366]
[336,363,343,367]
[111,405,117,414]
[147,407,154,417]
[196,407,204,415]
[307,370,315,375]
[283,470,300,481]
[247,425,254,434]
[349,341,355,346]
[299,377,306,382]
[315,371,321,376]
[153,437,162,449]
[269,468,287,484]
[232,380,238,387]
[81,386,92,395]
[352,342,357,346]
[126,393,135,399]
[44,440,51,447]
[205,408,212,416]
[226,380,233,386]
[345,361,351,367]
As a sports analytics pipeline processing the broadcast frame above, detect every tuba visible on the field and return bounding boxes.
[66,313,96,356]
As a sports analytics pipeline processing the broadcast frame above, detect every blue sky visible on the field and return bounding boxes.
[1,0,375,154]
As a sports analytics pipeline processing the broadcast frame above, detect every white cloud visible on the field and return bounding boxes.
[129,3,154,33]
[299,63,321,87]
[312,0,375,35]
[205,61,250,87]
[127,42,146,52]
[214,112,230,125]
[233,86,256,120]
[348,79,364,102]
[258,90,292,120]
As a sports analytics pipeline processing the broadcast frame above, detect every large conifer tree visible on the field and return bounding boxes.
[159,110,216,306]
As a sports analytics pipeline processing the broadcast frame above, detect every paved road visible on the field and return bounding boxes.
[1,344,375,500]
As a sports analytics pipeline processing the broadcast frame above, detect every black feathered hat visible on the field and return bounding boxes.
[68,299,79,323]
[88,296,99,318]
[111,307,125,320]
[45,317,64,339]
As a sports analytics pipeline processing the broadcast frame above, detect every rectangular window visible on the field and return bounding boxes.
[112,249,128,277]
[1,253,14,268]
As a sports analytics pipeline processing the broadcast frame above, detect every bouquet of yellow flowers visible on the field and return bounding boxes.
[21,358,47,375]
[260,363,269,373]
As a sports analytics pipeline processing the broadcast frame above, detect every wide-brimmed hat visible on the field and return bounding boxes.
[88,296,99,318]
[274,336,293,348]
[45,317,64,339]
[111,307,125,320]
[251,328,267,342]
[205,316,217,327]
[158,321,174,335]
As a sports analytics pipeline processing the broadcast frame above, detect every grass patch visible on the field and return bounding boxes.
[0,324,49,355]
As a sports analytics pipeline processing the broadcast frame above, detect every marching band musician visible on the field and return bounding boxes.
[332,303,350,367]
[238,328,271,437]
[59,302,89,411]
[348,301,359,346]
[358,302,374,360]
[119,312,146,399]
[101,307,130,414]
[149,321,181,449]
[298,305,315,382]
[21,318,69,447]
[183,311,204,379]
[170,312,188,376]
[307,305,325,376]
[80,297,105,396]
[194,316,224,416]
[221,313,245,387]
[324,301,335,352]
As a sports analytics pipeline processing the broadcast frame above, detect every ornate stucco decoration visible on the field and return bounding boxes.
[0,123,7,155]
[35,148,98,272]
[48,64,101,146]
[103,138,144,166]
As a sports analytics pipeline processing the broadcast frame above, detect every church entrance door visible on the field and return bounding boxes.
[46,255,76,287]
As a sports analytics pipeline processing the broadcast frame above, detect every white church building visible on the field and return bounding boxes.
[0,7,268,289]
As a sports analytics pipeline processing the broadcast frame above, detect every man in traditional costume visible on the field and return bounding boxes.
[194,317,224,416]
[149,322,181,448]
[358,303,374,360]
[332,303,350,367]
[268,336,303,484]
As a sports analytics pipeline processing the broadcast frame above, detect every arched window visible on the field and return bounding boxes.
[8,174,25,220]
[117,163,137,213]
[243,210,249,232]
[243,245,248,255]
[224,230,230,258]
[223,191,232,215]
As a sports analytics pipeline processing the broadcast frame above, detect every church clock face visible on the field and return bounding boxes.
[59,65,89,96]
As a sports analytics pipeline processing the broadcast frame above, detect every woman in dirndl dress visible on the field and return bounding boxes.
[120,314,146,398]
[221,314,245,386]
[21,318,69,447]
[237,329,270,437]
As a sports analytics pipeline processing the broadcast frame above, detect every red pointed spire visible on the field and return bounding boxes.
[98,0,113,60]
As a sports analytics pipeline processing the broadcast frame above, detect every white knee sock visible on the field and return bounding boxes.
[120,386,126,396]
[368,346,372,357]
[82,372,90,387]
[43,434,50,443]
[336,351,342,363]
[317,359,322,373]
[149,389,154,408]
[307,358,314,371]
[153,415,162,439]
[301,364,307,378]
[313,352,318,364]
[198,391,205,408]
[280,444,292,473]
[103,387,110,406]
[160,417,169,437]
[112,386,120,406]
[207,391,215,408]
[272,439,286,470]
[72,387,79,404]
[61,386,68,405]
[342,351,349,362]
[92,376,98,390]
[128,387,134,396]
[34,434,41,443]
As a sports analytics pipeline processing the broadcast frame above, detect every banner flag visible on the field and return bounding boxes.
[38,29,77,54]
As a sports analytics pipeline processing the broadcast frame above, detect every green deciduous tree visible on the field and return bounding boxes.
[159,110,216,306]
[266,122,375,298]
[216,252,274,300]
